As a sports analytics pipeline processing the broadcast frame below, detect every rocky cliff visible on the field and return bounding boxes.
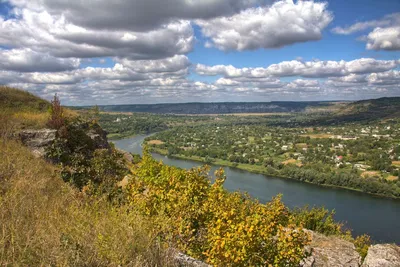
[19,129,57,157]
[19,122,110,157]
[301,230,400,267]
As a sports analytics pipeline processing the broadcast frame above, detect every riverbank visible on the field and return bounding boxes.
[149,147,400,200]
[107,133,137,140]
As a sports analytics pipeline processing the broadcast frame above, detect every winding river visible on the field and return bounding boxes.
[113,135,400,244]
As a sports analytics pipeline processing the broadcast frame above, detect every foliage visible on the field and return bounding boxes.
[46,118,128,196]
[146,121,400,198]
[290,206,345,236]
[354,234,371,260]
[47,94,65,130]
[127,151,311,266]
[0,140,176,266]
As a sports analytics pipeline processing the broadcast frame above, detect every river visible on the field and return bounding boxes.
[113,135,400,244]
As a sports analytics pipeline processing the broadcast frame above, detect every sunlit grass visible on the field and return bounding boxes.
[0,140,177,266]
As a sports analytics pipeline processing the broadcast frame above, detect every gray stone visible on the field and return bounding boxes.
[362,244,400,267]
[301,230,361,267]
[19,129,57,157]
[174,251,211,267]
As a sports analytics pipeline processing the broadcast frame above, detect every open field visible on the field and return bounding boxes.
[147,139,164,145]
[300,134,334,139]
[392,161,400,167]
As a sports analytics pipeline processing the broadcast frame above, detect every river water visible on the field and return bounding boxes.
[113,135,400,244]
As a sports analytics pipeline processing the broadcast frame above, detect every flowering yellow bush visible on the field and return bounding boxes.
[127,150,311,266]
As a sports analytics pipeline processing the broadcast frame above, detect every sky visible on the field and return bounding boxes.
[0,0,399,105]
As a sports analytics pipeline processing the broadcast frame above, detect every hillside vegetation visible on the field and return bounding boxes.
[335,97,400,122]
[0,87,372,266]
[0,141,178,266]
[0,86,76,131]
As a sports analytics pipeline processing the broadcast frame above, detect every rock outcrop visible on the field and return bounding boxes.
[18,122,110,158]
[84,123,110,150]
[174,252,211,267]
[301,230,361,267]
[19,129,57,157]
[362,244,400,267]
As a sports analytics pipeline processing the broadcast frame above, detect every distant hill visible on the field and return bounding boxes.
[73,101,339,114]
[335,97,400,121]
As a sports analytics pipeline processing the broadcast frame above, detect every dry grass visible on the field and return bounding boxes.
[147,139,165,145]
[361,171,381,179]
[0,86,78,131]
[282,158,303,167]
[386,175,399,181]
[0,140,177,266]
[300,134,334,139]
[392,161,400,167]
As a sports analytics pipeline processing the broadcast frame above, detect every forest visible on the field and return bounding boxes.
[145,121,400,198]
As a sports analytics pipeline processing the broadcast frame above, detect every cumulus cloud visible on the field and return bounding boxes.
[366,27,400,51]
[196,0,333,51]
[332,13,400,35]
[7,0,271,31]
[195,58,399,78]
[116,55,190,74]
[0,0,398,103]
[0,8,194,59]
[333,13,400,51]
[0,48,80,72]
[367,70,400,85]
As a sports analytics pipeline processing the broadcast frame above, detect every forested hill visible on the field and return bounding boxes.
[334,97,400,121]
[73,101,339,114]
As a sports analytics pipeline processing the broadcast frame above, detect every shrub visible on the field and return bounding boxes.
[127,151,311,266]
[47,94,65,130]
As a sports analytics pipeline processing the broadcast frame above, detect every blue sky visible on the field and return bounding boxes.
[0,0,399,104]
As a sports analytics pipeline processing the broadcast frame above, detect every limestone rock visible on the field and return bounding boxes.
[80,122,110,150]
[174,252,211,267]
[19,129,57,157]
[362,244,400,267]
[301,230,361,267]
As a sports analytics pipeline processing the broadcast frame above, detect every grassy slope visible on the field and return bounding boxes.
[0,86,51,130]
[0,87,176,265]
[0,135,176,266]
[0,86,78,130]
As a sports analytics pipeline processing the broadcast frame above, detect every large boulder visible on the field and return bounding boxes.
[19,129,57,157]
[301,230,361,267]
[77,122,110,150]
[362,244,400,267]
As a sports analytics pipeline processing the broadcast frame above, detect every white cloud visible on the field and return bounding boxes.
[195,58,399,78]
[7,0,271,31]
[366,27,400,51]
[0,48,80,72]
[332,13,400,35]
[0,8,194,60]
[367,70,400,85]
[333,13,400,51]
[196,0,333,51]
[116,55,190,74]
